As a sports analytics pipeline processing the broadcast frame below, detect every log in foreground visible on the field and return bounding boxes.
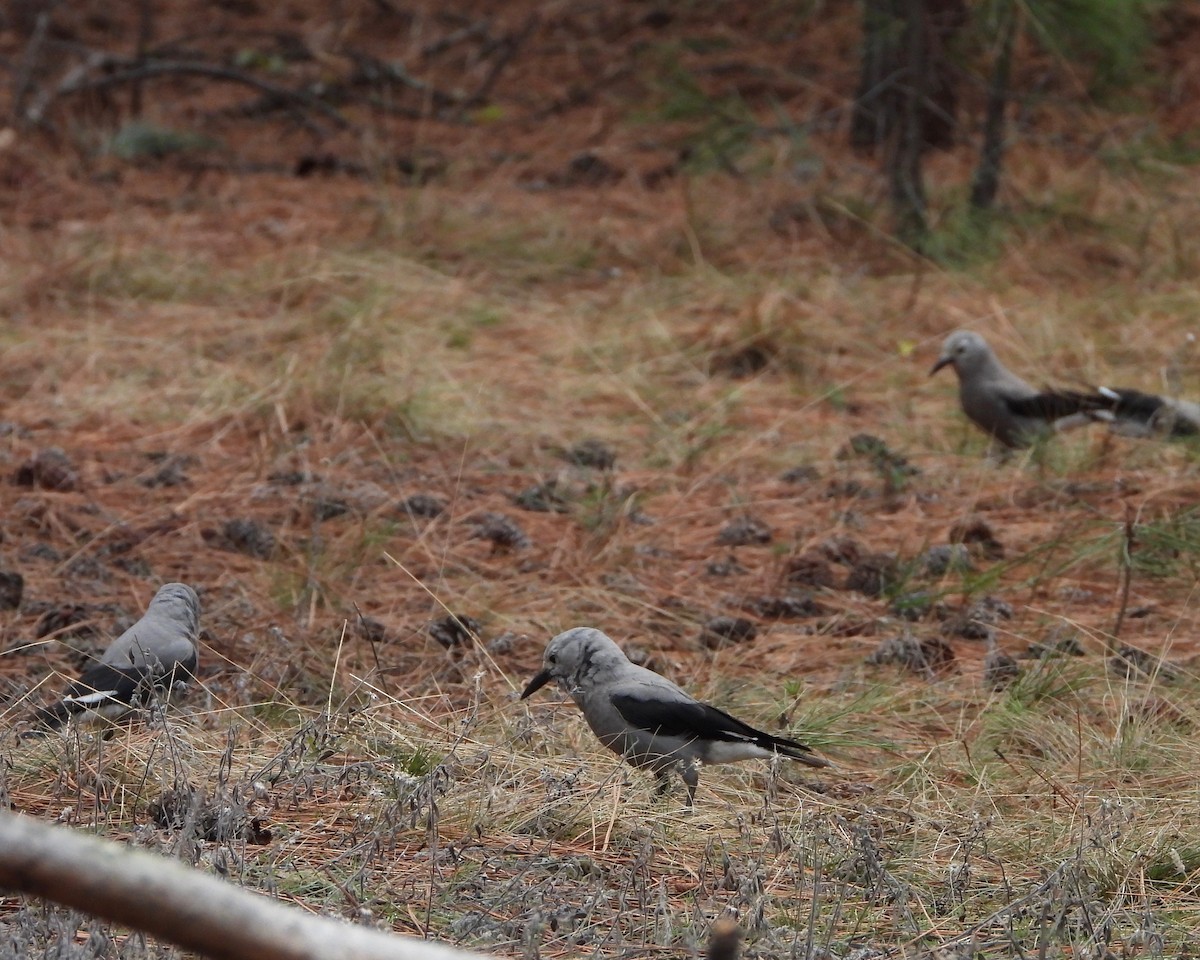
[0,811,493,960]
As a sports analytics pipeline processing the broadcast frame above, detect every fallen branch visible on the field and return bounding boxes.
[0,811,493,960]
[460,13,538,111]
[23,54,350,131]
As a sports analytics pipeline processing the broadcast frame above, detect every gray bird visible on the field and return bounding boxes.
[521,627,829,805]
[36,583,201,728]
[931,330,1200,446]
[930,330,1105,448]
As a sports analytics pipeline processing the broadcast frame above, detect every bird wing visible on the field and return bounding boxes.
[36,650,198,728]
[609,689,763,744]
[1003,390,1106,421]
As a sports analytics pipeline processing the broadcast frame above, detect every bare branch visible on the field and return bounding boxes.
[23,55,351,131]
[461,13,538,110]
[0,811,495,960]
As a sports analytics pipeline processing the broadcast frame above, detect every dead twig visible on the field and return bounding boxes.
[343,50,465,110]
[459,12,539,111]
[419,20,493,61]
[24,54,351,131]
[1111,503,1136,647]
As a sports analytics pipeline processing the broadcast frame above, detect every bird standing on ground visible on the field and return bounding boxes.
[35,582,201,728]
[929,330,1106,448]
[931,330,1200,447]
[521,626,829,805]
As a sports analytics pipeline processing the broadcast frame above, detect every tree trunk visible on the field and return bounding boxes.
[850,0,901,151]
[887,0,930,247]
[970,0,1018,212]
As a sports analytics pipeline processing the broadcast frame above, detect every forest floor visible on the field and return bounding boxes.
[4,2,1200,958]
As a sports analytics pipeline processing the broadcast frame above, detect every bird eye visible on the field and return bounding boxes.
[548,654,557,664]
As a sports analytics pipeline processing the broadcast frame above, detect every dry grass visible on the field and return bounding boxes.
[4,3,1200,958]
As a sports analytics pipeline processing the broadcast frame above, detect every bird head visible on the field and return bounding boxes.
[930,330,992,378]
[150,583,201,631]
[521,627,626,699]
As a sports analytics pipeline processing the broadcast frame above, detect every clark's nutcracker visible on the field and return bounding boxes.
[931,330,1200,446]
[36,583,201,728]
[521,627,829,804]
[930,330,1109,448]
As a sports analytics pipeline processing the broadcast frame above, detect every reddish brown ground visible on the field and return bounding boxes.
[1,0,1200,838]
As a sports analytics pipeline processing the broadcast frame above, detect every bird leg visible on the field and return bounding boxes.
[681,762,700,807]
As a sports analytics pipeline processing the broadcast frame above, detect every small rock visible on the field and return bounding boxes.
[744,594,826,619]
[706,555,746,577]
[148,786,271,845]
[1021,626,1085,659]
[560,439,616,470]
[211,519,276,559]
[944,595,1013,640]
[311,495,349,521]
[34,603,105,640]
[711,340,774,379]
[398,494,446,519]
[943,616,993,641]
[818,536,866,566]
[836,433,920,478]
[470,512,530,550]
[824,479,869,499]
[356,615,387,643]
[716,516,772,547]
[512,480,572,514]
[889,590,946,622]
[487,631,519,655]
[700,616,758,649]
[13,448,79,491]
[983,644,1021,690]
[1109,645,1178,681]
[783,552,837,589]
[971,596,1014,620]
[20,543,61,563]
[428,614,483,648]
[0,571,23,610]
[64,554,107,581]
[866,632,955,676]
[268,469,318,486]
[845,553,899,598]
[920,544,973,577]
[947,516,1004,560]
[780,464,820,484]
[139,454,194,488]
[563,151,624,187]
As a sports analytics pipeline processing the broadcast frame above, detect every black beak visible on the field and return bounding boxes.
[521,668,553,700]
[929,356,952,376]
